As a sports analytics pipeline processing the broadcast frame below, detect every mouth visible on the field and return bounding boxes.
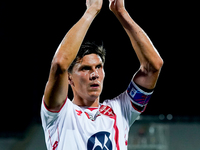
[90,83,100,88]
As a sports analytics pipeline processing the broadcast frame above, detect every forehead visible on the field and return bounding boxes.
[78,54,103,66]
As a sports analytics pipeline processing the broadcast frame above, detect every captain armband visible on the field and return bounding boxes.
[127,81,153,107]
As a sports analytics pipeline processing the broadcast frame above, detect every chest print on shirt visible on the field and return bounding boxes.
[99,105,115,117]
[87,131,113,150]
[75,105,115,121]
[75,109,83,116]
[85,111,101,121]
[75,108,101,121]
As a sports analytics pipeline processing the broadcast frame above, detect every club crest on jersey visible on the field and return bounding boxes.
[99,105,115,117]
[87,131,112,150]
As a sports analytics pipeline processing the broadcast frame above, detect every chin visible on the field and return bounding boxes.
[88,91,101,100]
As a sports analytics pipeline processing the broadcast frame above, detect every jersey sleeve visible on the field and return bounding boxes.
[104,80,153,127]
[103,91,139,127]
[40,97,69,130]
[41,97,73,150]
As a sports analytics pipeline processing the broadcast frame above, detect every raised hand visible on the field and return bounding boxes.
[109,0,125,14]
[86,0,103,13]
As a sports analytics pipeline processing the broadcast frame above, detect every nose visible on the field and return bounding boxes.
[89,70,99,80]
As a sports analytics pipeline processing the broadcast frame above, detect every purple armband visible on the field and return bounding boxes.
[127,81,153,107]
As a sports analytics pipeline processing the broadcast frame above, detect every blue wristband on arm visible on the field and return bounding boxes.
[127,81,153,107]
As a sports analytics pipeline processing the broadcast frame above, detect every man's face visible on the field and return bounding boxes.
[69,54,105,102]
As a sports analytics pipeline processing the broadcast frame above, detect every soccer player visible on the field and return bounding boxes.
[41,0,163,149]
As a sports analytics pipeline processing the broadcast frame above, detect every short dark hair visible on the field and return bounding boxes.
[68,42,106,73]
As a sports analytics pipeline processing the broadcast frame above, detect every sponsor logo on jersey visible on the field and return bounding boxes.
[87,131,112,150]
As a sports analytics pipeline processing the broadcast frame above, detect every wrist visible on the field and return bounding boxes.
[85,6,101,18]
[83,9,98,23]
[113,7,127,17]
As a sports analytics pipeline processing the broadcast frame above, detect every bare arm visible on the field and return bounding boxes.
[109,0,163,89]
[44,0,103,111]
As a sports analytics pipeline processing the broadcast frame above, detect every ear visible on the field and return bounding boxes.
[68,72,75,87]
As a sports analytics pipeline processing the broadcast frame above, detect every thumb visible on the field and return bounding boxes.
[109,0,115,5]
[109,0,115,10]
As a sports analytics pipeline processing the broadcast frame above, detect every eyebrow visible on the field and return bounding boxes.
[79,63,103,69]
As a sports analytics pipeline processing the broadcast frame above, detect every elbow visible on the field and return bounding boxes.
[51,57,69,74]
[153,57,164,72]
[158,57,164,69]
[142,57,164,73]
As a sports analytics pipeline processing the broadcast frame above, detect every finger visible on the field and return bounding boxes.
[109,0,115,9]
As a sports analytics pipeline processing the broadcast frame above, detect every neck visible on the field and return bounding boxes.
[72,94,100,107]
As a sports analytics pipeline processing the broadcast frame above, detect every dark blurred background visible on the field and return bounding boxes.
[0,1,199,136]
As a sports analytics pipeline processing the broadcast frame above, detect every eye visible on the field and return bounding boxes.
[81,66,91,71]
[96,64,102,69]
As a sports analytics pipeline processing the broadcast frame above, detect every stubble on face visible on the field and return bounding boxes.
[69,54,105,106]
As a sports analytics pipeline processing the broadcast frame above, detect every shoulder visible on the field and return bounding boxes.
[102,91,132,113]
[41,97,71,115]
[102,91,141,126]
[103,91,131,106]
[41,97,73,128]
